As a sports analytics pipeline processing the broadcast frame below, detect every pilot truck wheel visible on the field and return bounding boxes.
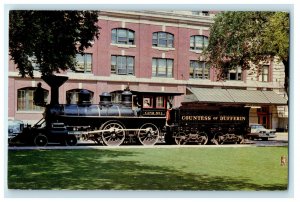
[34,134,48,146]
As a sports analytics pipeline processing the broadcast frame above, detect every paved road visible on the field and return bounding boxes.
[8,133,288,150]
[249,132,288,147]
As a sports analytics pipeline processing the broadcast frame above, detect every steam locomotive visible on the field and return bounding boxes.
[14,75,179,146]
[11,75,250,146]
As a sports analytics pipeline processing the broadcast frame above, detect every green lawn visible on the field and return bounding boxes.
[7,146,288,190]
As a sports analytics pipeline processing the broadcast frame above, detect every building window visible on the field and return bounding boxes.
[66,89,94,104]
[152,32,174,48]
[190,60,210,79]
[17,88,48,111]
[190,35,208,50]
[191,11,209,16]
[74,53,92,73]
[191,11,201,15]
[259,65,269,82]
[228,66,242,81]
[201,11,209,16]
[111,28,135,45]
[28,55,40,70]
[152,58,173,78]
[111,92,122,103]
[111,55,134,75]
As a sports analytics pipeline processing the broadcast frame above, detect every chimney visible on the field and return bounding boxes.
[41,75,68,105]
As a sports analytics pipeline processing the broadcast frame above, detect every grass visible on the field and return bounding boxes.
[7,146,288,190]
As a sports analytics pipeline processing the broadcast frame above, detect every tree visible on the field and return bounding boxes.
[9,10,100,77]
[205,11,289,94]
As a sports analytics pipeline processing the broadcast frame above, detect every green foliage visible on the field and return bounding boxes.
[9,11,100,77]
[8,147,288,190]
[205,11,289,85]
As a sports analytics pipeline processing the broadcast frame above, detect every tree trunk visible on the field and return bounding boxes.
[282,58,289,98]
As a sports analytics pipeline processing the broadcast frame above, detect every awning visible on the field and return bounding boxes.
[185,88,287,105]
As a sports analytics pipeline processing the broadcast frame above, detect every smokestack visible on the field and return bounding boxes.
[41,75,68,105]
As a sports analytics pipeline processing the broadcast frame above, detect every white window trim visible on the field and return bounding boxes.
[152,46,175,51]
[110,43,137,48]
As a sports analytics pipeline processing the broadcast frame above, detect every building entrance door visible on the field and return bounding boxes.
[257,107,271,128]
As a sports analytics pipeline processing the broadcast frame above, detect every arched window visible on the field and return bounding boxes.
[190,35,208,50]
[111,28,135,45]
[66,89,94,104]
[152,32,174,48]
[17,87,48,111]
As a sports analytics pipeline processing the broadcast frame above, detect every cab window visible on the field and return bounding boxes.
[156,96,165,108]
[143,97,153,108]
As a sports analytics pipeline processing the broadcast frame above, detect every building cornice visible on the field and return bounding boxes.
[99,10,214,28]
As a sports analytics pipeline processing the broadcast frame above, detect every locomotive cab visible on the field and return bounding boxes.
[139,95,170,117]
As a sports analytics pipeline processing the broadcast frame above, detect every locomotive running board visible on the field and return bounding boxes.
[82,128,153,135]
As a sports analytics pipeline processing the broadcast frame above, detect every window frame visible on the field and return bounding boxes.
[152,58,174,78]
[227,66,243,81]
[17,87,48,111]
[190,35,209,51]
[152,32,174,48]
[189,60,210,79]
[111,55,135,75]
[143,96,153,109]
[66,89,94,104]
[74,53,92,73]
[156,96,166,109]
[111,28,135,45]
[259,65,269,82]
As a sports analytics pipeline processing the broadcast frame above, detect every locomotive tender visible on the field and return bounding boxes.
[166,104,250,145]
[11,75,250,146]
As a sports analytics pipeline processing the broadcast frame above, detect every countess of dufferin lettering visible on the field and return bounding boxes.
[181,116,212,121]
[181,115,246,121]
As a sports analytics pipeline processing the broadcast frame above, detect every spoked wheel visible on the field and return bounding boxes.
[34,134,48,146]
[65,135,78,146]
[212,132,224,145]
[101,121,126,146]
[197,132,208,145]
[174,132,188,145]
[138,123,159,145]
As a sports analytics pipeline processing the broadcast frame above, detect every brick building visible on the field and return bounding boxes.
[8,10,288,129]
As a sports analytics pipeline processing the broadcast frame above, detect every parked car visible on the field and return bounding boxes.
[8,119,24,143]
[246,124,276,141]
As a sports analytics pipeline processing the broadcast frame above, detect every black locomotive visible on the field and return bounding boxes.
[12,75,250,146]
[15,75,178,146]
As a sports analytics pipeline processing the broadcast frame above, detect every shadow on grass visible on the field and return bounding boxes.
[8,149,287,190]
